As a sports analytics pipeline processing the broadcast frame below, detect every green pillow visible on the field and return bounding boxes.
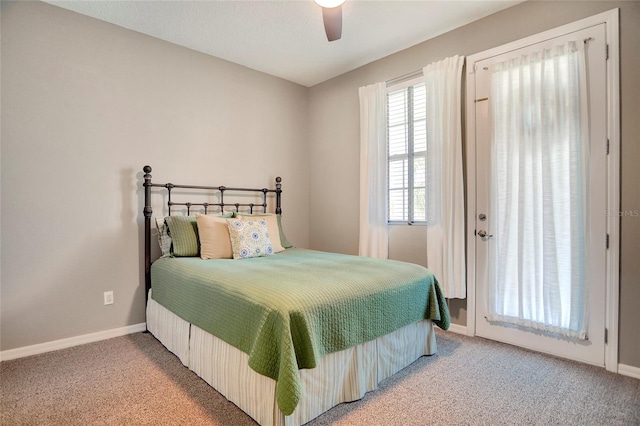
[164,216,199,257]
[277,214,293,249]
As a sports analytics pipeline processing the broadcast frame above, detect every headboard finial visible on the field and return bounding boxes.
[275,177,282,215]
[143,166,153,218]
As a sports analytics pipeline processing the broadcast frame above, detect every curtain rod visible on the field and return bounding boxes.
[386,69,423,87]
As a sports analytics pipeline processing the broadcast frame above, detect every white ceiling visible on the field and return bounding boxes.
[44,0,523,87]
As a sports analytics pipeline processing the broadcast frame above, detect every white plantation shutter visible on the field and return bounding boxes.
[387,81,427,224]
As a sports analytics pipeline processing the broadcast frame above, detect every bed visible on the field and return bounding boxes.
[142,165,450,426]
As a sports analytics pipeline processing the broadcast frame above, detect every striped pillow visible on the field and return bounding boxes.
[164,216,199,257]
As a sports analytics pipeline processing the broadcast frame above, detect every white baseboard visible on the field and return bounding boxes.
[0,323,147,362]
[618,363,640,380]
[445,322,469,335]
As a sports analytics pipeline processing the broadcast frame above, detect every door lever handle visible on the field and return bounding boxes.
[477,230,493,238]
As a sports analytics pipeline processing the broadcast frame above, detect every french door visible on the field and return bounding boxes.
[472,24,608,366]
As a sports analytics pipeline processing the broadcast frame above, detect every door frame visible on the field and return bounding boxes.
[464,9,620,372]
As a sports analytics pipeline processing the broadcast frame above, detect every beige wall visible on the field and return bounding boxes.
[0,1,309,351]
[308,1,639,368]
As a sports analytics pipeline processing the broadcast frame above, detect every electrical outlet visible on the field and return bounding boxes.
[104,291,114,305]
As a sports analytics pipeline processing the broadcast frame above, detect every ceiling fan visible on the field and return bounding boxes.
[314,0,346,42]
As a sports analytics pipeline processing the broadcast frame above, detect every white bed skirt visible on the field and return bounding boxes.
[147,292,437,426]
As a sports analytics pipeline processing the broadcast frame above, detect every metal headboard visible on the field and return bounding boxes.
[142,165,282,302]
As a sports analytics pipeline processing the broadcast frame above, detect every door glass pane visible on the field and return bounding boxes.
[487,41,589,339]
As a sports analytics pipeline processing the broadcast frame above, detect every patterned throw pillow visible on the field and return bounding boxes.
[226,218,274,259]
[234,213,285,253]
[155,217,172,258]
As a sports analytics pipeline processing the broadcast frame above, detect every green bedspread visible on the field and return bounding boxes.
[151,248,450,416]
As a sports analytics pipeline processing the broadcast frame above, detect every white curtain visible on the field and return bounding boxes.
[358,82,388,258]
[487,41,590,339]
[423,56,466,298]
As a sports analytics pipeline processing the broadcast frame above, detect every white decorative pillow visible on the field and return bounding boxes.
[233,213,285,253]
[196,213,234,259]
[155,217,172,258]
[226,218,274,259]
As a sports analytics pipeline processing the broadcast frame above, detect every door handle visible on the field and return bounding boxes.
[477,230,493,238]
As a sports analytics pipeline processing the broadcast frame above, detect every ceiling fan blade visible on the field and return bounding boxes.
[322,5,342,42]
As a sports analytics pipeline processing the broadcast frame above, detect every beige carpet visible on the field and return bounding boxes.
[1,330,638,425]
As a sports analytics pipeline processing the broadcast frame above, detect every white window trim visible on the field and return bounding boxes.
[386,75,424,92]
[465,9,620,373]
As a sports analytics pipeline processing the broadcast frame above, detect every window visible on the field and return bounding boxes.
[387,80,427,224]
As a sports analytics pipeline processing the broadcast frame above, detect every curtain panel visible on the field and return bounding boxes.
[358,82,389,258]
[423,55,467,299]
